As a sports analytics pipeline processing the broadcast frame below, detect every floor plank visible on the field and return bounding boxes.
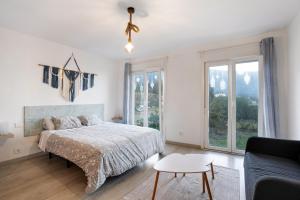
[0,144,245,200]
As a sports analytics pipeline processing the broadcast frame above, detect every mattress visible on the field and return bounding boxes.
[38,122,165,193]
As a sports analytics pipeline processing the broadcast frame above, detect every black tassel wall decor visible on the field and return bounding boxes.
[51,67,60,89]
[43,65,50,84]
[82,73,89,91]
[90,74,95,88]
[39,54,98,102]
[64,70,80,102]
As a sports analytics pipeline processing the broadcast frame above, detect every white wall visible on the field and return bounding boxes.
[0,25,292,163]
[164,52,204,145]
[288,11,300,140]
[131,30,289,147]
[0,27,121,162]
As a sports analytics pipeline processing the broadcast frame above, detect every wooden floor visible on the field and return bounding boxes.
[0,144,245,200]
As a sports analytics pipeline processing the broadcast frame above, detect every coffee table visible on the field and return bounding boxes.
[152,153,214,200]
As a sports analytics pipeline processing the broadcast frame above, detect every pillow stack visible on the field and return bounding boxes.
[42,115,103,130]
[42,117,55,130]
[78,115,103,126]
[52,116,82,130]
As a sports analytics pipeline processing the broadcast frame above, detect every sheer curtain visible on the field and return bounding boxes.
[123,62,132,124]
[260,37,280,138]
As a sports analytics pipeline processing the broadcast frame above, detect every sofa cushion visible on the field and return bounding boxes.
[244,152,300,200]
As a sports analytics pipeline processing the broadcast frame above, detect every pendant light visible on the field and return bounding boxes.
[125,7,140,53]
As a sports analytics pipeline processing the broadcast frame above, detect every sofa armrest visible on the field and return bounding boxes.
[253,177,300,200]
[245,137,300,160]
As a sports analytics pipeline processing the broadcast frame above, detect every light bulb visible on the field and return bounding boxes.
[125,41,134,53]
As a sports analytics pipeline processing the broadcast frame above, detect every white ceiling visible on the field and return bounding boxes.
[0,0,300,60]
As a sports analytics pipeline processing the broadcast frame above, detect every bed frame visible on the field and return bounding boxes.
[24,104,104,168]
[48,152,72,168]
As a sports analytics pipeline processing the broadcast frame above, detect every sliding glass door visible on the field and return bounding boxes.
[131,70,164,131]
[235,61,260,150]
[206,58,262,152]
[208,65,230,150]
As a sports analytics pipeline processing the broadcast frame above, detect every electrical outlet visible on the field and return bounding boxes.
[13,148,21,154]
[178,131,184,136]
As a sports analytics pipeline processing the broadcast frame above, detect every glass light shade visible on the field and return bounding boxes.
[140,85,144,92]
[210,77,216,88]
[220,79,226,90]
[150,81,155,89]
[125,41,134,53]
[244,73,251,85]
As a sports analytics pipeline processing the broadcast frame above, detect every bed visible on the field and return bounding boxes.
[24,104,165,193]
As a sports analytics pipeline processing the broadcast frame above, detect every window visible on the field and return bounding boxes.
[206,57,263,152]
[131,70,164,131]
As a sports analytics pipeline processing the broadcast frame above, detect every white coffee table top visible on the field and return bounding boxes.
[154,153,213,173]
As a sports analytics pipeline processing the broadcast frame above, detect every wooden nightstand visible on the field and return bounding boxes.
[112,116,124,124]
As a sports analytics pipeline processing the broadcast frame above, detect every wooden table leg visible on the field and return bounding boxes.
[203,172,213,200]
[183,173,186,177]
[174,172,177,177]
[210,162,215,179]
[202,173,205,193]
[66,160,71,168]
[152,171,160,200]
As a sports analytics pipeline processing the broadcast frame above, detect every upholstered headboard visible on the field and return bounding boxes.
[24,104,104,137]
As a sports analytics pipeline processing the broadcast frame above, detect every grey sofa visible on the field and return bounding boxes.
[244,137,300,200]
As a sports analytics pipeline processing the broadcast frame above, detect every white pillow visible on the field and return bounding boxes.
[42,117,55,130]
[52,116,82,130]
[78,115,103,126]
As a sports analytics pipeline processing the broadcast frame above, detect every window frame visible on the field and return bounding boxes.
[130,67,165,132]
[204,55,264,154]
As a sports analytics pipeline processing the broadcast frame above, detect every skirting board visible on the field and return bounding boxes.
[166,140,202,149]
[0,152,46,167]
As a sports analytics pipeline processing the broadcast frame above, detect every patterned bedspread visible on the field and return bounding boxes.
[38,122,165,193]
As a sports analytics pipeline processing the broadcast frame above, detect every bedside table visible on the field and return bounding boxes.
[111,116,124,124]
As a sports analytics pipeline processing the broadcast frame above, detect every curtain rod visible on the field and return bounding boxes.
[38,64,98,76]
[129,56,168,65]
[198,41,259,54]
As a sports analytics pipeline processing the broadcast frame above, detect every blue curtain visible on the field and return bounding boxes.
[260,37,279,138]
[123,63,132,124]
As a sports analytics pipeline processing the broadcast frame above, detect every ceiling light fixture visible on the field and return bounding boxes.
[125,7,140,53]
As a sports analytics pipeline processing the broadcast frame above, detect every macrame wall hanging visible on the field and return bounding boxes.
[39,53,97,102]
